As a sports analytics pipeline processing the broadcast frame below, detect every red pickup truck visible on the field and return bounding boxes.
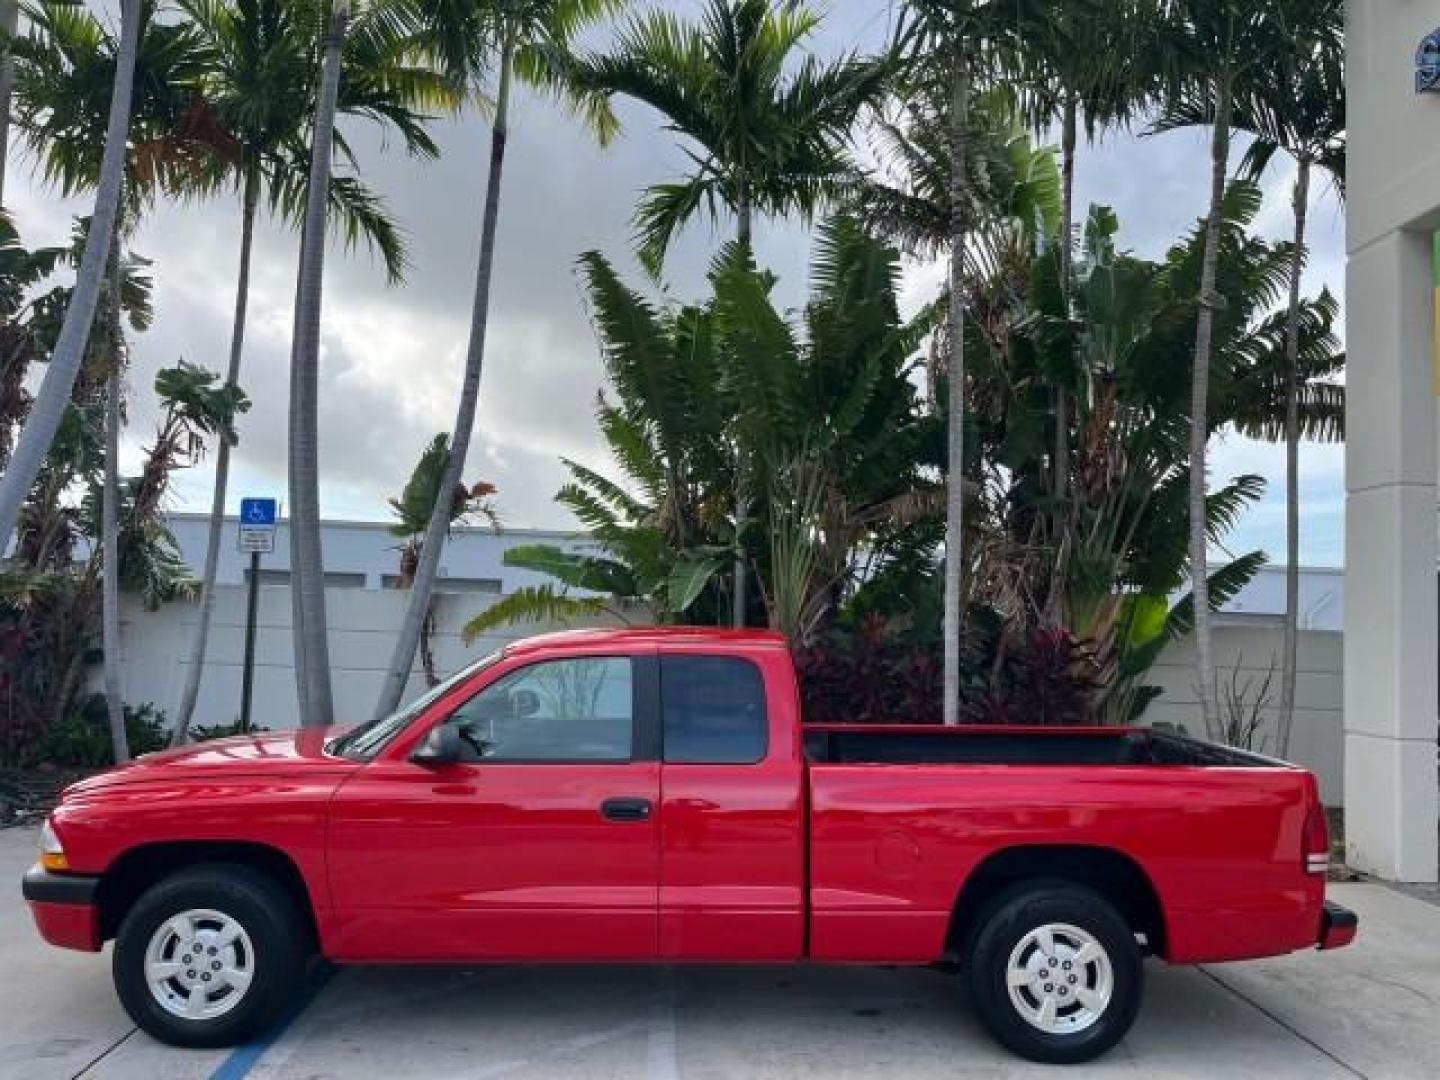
[23,627,1356,1064]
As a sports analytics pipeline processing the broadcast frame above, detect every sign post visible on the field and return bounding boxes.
[237,499,278,734]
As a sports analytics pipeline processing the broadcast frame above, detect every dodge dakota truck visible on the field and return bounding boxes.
[22,627,1357,1064]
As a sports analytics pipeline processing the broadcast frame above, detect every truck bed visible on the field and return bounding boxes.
[804,724,1282,768]
[802,724,1321,968]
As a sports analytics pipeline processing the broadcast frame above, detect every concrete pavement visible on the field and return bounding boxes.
[2,826,1435,1079]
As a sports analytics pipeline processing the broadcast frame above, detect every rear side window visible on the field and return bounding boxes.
[661,656,767,764]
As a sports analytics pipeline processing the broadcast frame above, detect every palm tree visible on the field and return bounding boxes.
[1176,0,1343,755]
[287,0,348,727]
[10,2,214,757]
[0,0,141,553]
[582,0,890,273]
[97,359,247,755]
[370,0,620,722]
[100,245,125,760]
[387,433,498,687]
[1149,0,1297,731]
[1011,1,1160,596]
[894,0,1052,724]
[170,0,449,744]
[580,0,890,628]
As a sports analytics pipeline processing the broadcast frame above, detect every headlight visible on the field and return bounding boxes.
[39,818,68,872]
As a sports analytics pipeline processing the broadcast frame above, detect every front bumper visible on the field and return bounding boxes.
[22,865,102,952]
[1317,900,1358,951]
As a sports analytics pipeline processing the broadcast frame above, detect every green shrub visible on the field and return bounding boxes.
[40,698,169,767]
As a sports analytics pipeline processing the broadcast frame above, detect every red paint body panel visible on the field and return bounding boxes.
[326,760,661,961]
[26,628,1351,973]
[656,642,806,961]
[29,900,102,952]
[47,729,359,953]
[806,765,1323,963]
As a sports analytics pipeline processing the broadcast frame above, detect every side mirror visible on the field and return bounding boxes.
[511,689,541,718]
[410,724,463,766]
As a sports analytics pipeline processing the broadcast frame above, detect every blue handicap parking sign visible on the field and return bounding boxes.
[240,498,278,526]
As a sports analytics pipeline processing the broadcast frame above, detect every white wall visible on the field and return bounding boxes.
[163,515,601,593]
[1343,0,1440,880]
[114,585,621,734]
[1143,624,1344,804]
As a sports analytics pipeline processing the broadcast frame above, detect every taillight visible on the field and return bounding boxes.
[1303,805,1330,875]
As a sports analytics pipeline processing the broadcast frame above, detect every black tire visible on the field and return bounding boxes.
[112,863,309,1048]
[964,881,1143,1065]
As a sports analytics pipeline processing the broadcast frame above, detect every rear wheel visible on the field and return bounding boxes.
[964,882,1142,1064]
[113,864,308,1048]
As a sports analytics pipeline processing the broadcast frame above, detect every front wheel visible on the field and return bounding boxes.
[964,882,1143,1064]
[113,864,308,1048]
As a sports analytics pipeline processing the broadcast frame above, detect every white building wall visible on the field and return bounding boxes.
[1143,626,1343,804]
[164,514,598,593]
[1344,0,1440,881]
[115,585,623,734]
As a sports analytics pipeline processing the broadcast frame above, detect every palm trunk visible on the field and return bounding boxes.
[732,452,747,629]
[420,603,438,687]
[1189,73,1234,736]
[0,0,20,208]
[0,0,140,551]
[1044,91,1078,628]
[942,45,970,727]
[732,178,752,629]
[1276,157,1310,758]
[101,236,128,764]
[172,165,260,744]
[1055,92,1076,497]
[288,4,346,726]
[372,36,513,720]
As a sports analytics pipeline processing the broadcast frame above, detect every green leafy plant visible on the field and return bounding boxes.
[36,698,167,768]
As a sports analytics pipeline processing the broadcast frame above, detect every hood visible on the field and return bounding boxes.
[63,727,356,798]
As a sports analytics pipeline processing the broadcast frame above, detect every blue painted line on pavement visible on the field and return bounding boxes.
[208,961,335,1080]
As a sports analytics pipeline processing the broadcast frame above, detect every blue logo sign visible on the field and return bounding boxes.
[1418,29,1440,93]
[240,498,278,527]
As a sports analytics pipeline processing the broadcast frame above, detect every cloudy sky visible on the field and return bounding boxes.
[9,1,1346,566]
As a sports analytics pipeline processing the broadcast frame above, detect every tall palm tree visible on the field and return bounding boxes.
[288,0,348,726]
[1239,5,1343,757]
[582,0,890,273]
[100,244,125,761]
[1157,0,1343,753]
[170,0,448,744]
[370,0,620,721]
[580,0,890,628]
[1151,0,1291,731]
[11,2,212,757]
[1011,1,1159,594]
[894,0,1052,724]
[0,0,141,553]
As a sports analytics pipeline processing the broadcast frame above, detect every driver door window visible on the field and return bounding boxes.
[449,656,634,762]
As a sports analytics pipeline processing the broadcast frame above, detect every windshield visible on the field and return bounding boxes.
[331,651,503,760]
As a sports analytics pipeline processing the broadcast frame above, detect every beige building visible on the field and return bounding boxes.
[1344,1,1440,882]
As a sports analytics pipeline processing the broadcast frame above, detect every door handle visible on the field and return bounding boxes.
[600,797,653,822]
